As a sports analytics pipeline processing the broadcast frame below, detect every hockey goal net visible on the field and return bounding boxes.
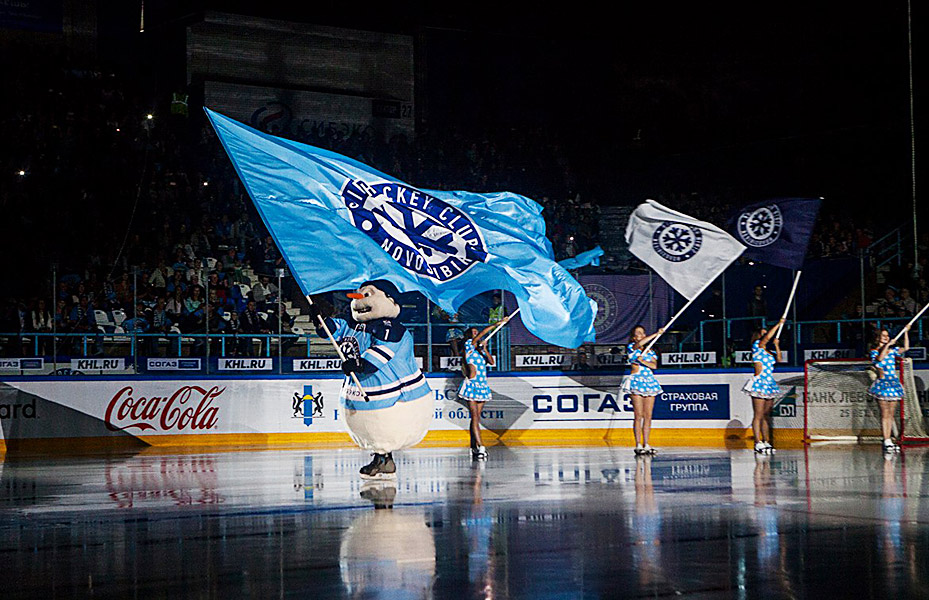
[804,358,929,443]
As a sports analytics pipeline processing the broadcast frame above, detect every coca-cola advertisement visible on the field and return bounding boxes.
[105,385,224,432]
[0,379,350,445]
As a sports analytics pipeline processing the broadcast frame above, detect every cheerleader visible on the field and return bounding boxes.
[622,325,664,455]
[869,325,910,453]
[460,323,500,460]
[742,319,785,454]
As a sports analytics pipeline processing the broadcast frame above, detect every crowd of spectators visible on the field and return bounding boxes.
[807,212,873,259]
[0,48,601,356]
[0,49,303,357]
[858,231,929,323]
[0,253,297,358]
[0,46,911,359]
[868,250,929,322]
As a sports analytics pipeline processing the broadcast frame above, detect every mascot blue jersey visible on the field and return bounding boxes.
[324,317,433,411]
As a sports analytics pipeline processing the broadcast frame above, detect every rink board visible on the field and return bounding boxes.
[1,366,922,451]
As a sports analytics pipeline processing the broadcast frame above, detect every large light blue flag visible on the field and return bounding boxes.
[206,108,596,347]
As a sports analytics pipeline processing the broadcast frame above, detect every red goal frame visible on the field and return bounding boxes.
[803,357,929,445]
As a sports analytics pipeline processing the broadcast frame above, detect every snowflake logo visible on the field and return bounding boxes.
[737,205,783,248]
[662,226,692,251]
[652,221,703,262]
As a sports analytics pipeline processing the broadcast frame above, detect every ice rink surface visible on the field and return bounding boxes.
[2,443,928,598]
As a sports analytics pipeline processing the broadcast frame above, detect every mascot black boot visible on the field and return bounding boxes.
[311,280,433,480]
[359,452,396,480]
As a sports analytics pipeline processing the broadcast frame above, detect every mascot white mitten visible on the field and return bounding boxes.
[311,280,433,479]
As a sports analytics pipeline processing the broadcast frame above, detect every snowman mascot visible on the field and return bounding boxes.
[310,280,434,479]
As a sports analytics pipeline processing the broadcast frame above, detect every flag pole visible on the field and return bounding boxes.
[890,301,929,345]
[775,271,802,340]
[642,276,719,355]
[483,307,520,345]
[307,295,369,401]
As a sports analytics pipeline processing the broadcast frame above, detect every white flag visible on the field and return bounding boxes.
[625,200,745,299]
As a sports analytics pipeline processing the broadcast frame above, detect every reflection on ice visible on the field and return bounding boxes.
[0,445,927,598]
[340,501,436,599]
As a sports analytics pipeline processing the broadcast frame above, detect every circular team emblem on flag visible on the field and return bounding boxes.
[341,179,488,282]
[652,221,703,262]
[582,283,617,336]
[737,205,783,247]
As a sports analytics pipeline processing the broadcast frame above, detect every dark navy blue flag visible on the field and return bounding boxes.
[727,198,822,269]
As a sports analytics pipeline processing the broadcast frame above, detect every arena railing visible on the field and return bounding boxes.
[687,315,925,367]
[0,322,513,375]
[2,315,923,374]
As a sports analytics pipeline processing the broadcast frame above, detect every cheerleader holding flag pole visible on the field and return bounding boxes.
[738,274,800,455]
[461,310,518,460]
[625,200,747,358]
[870,299,929,452]
[730,271,802,455]
[742,319,786,454]
[624,325,666,455]
[624,201,746,454]
[870,324,911,453]
[726,199,822,452]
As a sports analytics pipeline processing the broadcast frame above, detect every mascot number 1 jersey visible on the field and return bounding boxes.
[328,317,433,411]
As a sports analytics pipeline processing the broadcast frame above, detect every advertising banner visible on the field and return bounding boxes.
[594,353,628,367]
[70,358,126,372]
[515,354,573,368]
[803,349,855,361]
[0,358,44,371]
[661,352,717,366]
[293,358,342,372]
[218,358,273,371]
[0,367,843,445]
[905,347,927,361]
[147,358,202,371]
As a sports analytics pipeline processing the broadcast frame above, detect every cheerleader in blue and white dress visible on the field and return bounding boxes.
[742,319,786,454]
[870,326,910,453]
[621,325,665,455]
[460,318,510,460]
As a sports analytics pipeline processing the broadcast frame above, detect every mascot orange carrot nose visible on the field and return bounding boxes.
[309,280,433,481]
